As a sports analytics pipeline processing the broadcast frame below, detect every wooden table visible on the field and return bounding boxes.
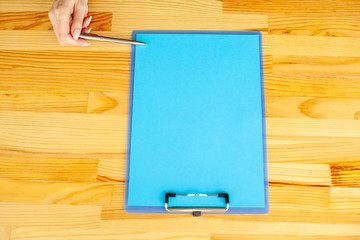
[0,0,359,239]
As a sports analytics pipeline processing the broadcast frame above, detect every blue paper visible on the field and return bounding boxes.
[126,31,268,214]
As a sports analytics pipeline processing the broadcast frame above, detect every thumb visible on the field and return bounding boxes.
[70,0,88,40]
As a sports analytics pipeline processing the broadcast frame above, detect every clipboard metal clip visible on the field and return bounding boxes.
[165,193,229,217]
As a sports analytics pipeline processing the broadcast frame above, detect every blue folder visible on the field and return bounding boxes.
[126,31,268,214]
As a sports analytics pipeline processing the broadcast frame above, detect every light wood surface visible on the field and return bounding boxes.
[0,0,359,239]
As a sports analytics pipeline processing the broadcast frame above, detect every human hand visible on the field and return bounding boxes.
[48,0,92,46]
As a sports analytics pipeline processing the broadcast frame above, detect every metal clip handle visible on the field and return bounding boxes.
[165,193,229,217]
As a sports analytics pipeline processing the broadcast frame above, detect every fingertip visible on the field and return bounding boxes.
[73,29,80,40]
[76,38,90,46]
[82,27,91,33]
[82,16,92,28]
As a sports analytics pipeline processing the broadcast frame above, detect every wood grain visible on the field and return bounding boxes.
[0,178,114,205]
[11,227,211,240]
[101,206,360,223]
[267,118,360,139]
[272,55,360,77]
[0,91,88,113]
[268,139,360,164]
[268,15,360,38]
[268,163,331,185]
[0,0,222,14]
[110,184,124,206]
[0,227,10,240]
[0,12,112,31]
[223,0,360,16]
[1,0,360,239]
[0,50,130,92]
[97,157,126,182]
[270,184,329,211]
[99,219,360,235]
[8,219,360,239]
[0,155,98,181]
[111,12,268,32]
[87,92,128,115]
[265,74,360,98]
[331,164,360,187]
[330,187,360,212]
[212,235,360,240]
[0,202,101,227]
[266,96,360,120]
[268,35,360,58]
[0,111,126,157]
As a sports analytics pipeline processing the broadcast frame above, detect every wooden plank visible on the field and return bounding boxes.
[0,178,114,205]
[266,96,360,120]
[269,15,360,38]
[270,184,329,212]
[110,184,124,206]
[0,50,130,92]
[9,219,360,239]
[212,235,360,240]
[223,0,360,16]
[268,35,360,58]
[268,138,360,164]
[11,226,210,240]
[0,111,126,157]
[87,92,128,115]
[0,50,129,71]
[97,157,126,182]
[0,155,98,181]
[96,0,222,14]
[101,206,360,224]
[0,0,52,11]
[330,187,360,213]
[0,227,10,240]
[0,0,222,13]
[272,55,360,77]
[331,164,360,187]
[99,219,360,235]
[269,163,331,186]
[265,74,360,98]
[0,202,101,227]
[0,70,128,92]
[0,91,88,113]
[267,118,360,139]
[266,118,360,164]
[0,12,112,31]
[111,12,268,32]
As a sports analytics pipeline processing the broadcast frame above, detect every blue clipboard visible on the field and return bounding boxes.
[125,31,268,215]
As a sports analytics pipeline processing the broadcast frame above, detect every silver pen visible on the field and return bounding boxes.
[79,33,146,45]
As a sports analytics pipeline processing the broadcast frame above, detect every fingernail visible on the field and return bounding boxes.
[87,16,92,26]
[73,29,80,40]
[82,43,91,46]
